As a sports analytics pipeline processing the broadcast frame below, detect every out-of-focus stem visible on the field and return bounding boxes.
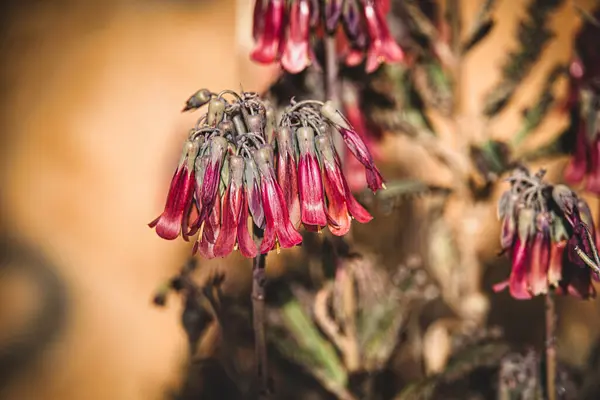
[545,292,557,400]
[252,248,270,397]
[324,34,344,157]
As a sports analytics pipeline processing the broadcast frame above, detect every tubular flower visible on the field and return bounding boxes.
[251,0,404,73]
[316,134,372,236]
[150,90,383,258]
[340,86,383,192]
[296,126,328,229]
[563,10,600,194]
[275,126,300,227]
[494,168,600,300]
[320,100,385,192]
[255,146,304,253]
[149,138,200,240]
[251,0,286,64]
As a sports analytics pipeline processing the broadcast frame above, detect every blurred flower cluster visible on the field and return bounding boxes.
[564,9,600,194]
[495,167,599,299]
[149,89,384,258]
[251,0,404,73]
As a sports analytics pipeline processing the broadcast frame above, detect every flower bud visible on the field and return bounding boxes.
[552,184,576,217]
[321,101,352,130]
[183,88,212,112]
[218,120,235,137]
[246,114,264,134]
[206,98,226,126]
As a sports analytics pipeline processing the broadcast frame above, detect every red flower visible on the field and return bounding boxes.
[195,192,221,259]
[254,146,303,253]
[197,137,227,228]
[321,101,385,192]
[251,0,286,64]
[244,157,265,229]
[214,156,258,258]
[149,139,200,240]
[275,126,300,227]
[297,127,328,228]
[363,0,404,73]
[493,208,536,300]
[281,0,312,74]
[341,88,383,192]
[528,213,551,296]
[316,135,372,236]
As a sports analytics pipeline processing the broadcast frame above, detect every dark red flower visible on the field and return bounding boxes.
[494,171,600,300]
[251,0,286,64]
[254,146,303,253]
[321,100,385,192]
[341,88,383,192]
[363,0,404,73]
[149,139,200,240]
[214,156,258,258]
[493,208,535,300]
[244,157,265,229]
[195,192,221,259]
[275,126,300,227]
[197,137,227,227]
[281,0,313,74]
[316,135,372,236]
[296,127,328,228]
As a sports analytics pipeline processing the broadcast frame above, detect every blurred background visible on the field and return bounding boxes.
[0,0,599,399]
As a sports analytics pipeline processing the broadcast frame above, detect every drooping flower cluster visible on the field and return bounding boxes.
[149,88,384,258]
[563,9,600,194]
[495,167,600,299]
[251,0,403,74]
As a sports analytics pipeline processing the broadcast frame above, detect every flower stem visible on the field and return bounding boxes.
[545,292,557,400]
[324,34,344,157]
[252,252,270,397]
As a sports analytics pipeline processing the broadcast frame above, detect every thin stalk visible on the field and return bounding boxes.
[545,292,557,400]
[324,35,344,157]
[252,253,269,396]
[252,229,270,397]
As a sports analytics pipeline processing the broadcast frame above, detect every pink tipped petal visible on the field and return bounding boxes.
[251,0,285,64]
[150,140,199,240]
[363,1,404,73]
[197,193,221,259]
[197,137,227,227]
[214,156,245,258]
[245,158,265,229]
[276,127,300,227]
[254,147,303,253]
[528,227,551,296]
[508,239,533,300]
[237,193,258,258]
[316,135,372,235]
[492,280,510,293]
[297,127,328,227]
[281,0,311,74]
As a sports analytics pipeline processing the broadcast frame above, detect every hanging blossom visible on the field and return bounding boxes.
[563,9,600,194]
[149,88,384,258]
[339,83,384,192]
[494,167,600,300]
[251,0,403,74]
